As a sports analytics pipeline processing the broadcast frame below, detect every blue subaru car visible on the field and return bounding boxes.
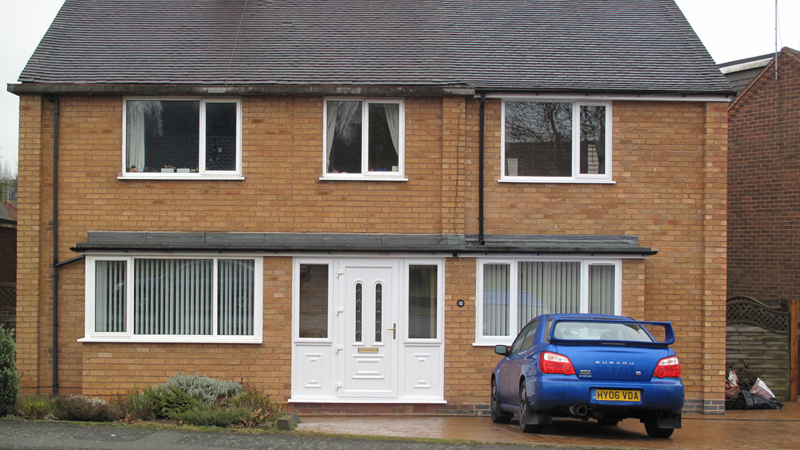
[491,314,684,438]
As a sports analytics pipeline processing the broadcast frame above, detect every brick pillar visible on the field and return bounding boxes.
[16,95,44,393]
[701,101,728,414]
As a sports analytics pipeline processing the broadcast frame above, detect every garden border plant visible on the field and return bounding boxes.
[10,373,288,431]
[0,326,19,417]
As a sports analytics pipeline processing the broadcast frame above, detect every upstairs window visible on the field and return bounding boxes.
[123,98,242,178]
[502,100,612,183]
[323,99,405,180]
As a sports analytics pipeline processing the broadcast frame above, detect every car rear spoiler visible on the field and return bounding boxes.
[548,318,676,348]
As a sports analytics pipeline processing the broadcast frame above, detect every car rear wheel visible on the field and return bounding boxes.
[491,379,512,424]
[644,419,674,438]
[518,382,544,433]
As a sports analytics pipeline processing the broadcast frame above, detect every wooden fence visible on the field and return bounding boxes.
[726,296,798,401]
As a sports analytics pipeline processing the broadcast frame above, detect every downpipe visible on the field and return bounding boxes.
[48,95,60,397]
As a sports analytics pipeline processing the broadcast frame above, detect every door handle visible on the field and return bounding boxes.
[387,323,397,339]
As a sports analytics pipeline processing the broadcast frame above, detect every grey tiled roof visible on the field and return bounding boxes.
[73,232,656,255]
[18,0,731,95]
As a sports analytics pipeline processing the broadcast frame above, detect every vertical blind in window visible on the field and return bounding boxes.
[217,260,255,336]
[95,260,127,333]
[518,262,581,330]
[589,264,615,314]
[483,264,510,337]
[134,259,213,335]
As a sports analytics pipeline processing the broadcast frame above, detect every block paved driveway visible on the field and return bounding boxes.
[1,402,798,450]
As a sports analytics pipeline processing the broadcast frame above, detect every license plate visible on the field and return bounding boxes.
[594,389,641,402]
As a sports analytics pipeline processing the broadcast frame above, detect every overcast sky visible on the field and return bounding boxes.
[1,0,799,176]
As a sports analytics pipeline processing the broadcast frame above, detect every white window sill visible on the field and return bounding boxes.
[320,175,408,182]
[118,174,245,181]
[499,178,615,184]
[79,336,262,344]
[473,339,513,347]
[288,397,447,404]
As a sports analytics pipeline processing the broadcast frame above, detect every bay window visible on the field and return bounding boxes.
[502,100,612,182]
[84,256,262,343]
[476,258,621,344]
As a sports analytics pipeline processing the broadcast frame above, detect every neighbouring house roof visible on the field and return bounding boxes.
[718,53,774,97]
[0,203,16,222]
[13,0,731,96]
[729,47,800,109]
[72,232,656,256]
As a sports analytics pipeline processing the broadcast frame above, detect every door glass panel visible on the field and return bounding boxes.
[298,264,329,338]
[409,265,437,339]
[355,282,363,342]
[375,283,383,342]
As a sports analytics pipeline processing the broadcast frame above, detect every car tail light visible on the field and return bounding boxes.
[653,356,681,378]
[540,351,576,375]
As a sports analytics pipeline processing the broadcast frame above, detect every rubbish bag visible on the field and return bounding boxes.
[750,378,776,400]
[741,390,783,410]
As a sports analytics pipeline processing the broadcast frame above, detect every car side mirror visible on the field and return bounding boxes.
[494,345,509,356]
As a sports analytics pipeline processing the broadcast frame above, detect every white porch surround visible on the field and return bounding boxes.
[290,257,446,403]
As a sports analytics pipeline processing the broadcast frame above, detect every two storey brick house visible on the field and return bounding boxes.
[10,0,732,415]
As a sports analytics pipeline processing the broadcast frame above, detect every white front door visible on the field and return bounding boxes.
[291,257,444,403]
[339,261,399,398]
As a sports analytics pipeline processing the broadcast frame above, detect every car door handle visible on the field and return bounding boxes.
[387,323,396,339]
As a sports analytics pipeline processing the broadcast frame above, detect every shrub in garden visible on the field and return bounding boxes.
[0,326,19,417]
[143,384,196,419]
[167,405,252,427]
[52,396,122,422]
[112,389,154,422]
[166,373,242,405]
[18,396,53,420]
[231,387,284,427]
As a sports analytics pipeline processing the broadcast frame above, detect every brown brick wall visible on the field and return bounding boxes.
[728,50,800,301]
[16,94,727,413]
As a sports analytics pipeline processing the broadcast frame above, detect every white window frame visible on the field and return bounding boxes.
[81,254,263,343]
[321,98,406,181]
[474,257,622,346]
[120,97,244,180]
[500,99,613,184]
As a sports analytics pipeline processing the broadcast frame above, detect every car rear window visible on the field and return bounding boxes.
[552,321,654,342]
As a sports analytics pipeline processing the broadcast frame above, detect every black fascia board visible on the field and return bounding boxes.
[7,83,475,98]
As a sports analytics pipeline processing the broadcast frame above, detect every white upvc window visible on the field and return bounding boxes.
[121,97,243,179]
[82,255,263,343]
[475,258,621,345]
[322,98,406,180]
[501,99,612,183]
